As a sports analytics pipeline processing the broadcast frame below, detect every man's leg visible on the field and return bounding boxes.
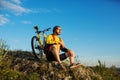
[66,50,75,65]
[50,45,61,64]
[50,45,66,70]
[66,50,83,69]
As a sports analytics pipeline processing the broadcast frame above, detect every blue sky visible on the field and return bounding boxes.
[0,0,120,67]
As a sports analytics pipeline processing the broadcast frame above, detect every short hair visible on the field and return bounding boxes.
[53,26,61,32]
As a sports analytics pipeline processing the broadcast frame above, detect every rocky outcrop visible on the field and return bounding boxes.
[6,51,103,80]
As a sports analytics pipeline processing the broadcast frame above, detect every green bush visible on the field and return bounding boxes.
[0,39,9,59]
[91,60,120,80]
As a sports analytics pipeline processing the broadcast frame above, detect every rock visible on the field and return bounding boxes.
[31,62,39,70]
[6,50,103,80]
[13,64,20,71]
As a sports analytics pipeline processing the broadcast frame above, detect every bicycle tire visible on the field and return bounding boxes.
[31,36,43,59]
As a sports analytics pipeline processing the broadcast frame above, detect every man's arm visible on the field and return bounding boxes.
[59,38,69,52]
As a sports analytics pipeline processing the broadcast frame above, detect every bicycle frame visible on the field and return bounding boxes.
[31,26,51,59]
[37,31,47,49]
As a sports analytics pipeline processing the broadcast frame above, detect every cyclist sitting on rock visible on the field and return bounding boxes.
[44,26,82,70]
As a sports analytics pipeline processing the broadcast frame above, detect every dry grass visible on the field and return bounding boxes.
[0,39,120,80]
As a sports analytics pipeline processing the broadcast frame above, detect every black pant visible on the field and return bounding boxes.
[46,52,67,61]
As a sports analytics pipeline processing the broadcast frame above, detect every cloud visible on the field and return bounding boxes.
[0,14,9,26]
[0,0,31,15]
[0,0,60,15]
[32,8,61,14]
[12,0,21,4]
[32,8,51,13]
[22,21,32,24]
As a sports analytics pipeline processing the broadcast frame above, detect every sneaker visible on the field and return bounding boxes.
[70,63,83,69]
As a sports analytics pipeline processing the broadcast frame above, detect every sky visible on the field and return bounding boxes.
[0,0,120,67]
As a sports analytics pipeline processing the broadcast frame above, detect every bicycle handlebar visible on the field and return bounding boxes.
[44,27,51,32]
[34,26,51,34]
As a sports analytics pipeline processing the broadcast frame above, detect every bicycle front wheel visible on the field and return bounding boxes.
[31,36,43,59]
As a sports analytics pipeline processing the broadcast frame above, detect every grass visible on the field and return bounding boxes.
[0,39,9,60]
[91,60,120,80]
[0,39,120,80]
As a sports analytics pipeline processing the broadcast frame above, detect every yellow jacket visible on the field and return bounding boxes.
[46,34,63,51]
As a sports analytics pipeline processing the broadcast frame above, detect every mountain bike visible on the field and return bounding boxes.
[31,26,51,59]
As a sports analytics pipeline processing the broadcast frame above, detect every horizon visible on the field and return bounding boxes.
[0,0,120,67]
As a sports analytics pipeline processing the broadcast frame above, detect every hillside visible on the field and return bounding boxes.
[0,50,120,80]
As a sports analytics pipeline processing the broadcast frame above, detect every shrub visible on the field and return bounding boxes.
[0,39,9,59]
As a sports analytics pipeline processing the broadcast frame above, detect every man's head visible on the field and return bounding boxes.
[53,26,62,35]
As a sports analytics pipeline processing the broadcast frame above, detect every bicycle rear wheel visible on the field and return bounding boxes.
[31,36,43,59]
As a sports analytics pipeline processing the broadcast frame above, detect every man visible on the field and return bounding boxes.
[44,26,82,70]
